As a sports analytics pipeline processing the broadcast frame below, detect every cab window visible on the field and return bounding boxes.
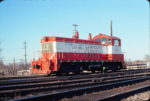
[101,38,107,44]
[95,38,101,42]
[114,40,119,46]
[95,38,110,45]
[108,39,111,45]
[41,42,53,52]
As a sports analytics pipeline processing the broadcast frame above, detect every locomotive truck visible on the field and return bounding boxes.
[32,31,124,75]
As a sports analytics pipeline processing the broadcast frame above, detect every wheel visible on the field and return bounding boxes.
[80,66,83,73]
[56,71,62,76]
[65,72,69,75]
[47,73,51,76]
[92,70,95,73]
[102,66,107,73]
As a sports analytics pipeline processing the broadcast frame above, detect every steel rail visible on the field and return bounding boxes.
[0,68,149,82]
[9,76,150,101]
[98,85,150,101]
[0,75,46,81]
[0,75,147,100]
[0,73,148,91]
[0,68,150,86]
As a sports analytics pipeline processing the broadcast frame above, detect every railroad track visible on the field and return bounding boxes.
[0,68,149,81]
[1,68,150,86]
[0,75,46,81]
[8,76,150,101]
[0,69,149,101]
[60,79,150,101]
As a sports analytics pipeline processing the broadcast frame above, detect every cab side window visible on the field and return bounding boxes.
[95,38,101,42]
[114,40,119,46]
[101,38,107,44]
[41,43,53,52]
[95,38,111,45]
[108,39,111,45]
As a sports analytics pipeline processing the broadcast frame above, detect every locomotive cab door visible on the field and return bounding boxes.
[107,38,113,60]
[107,39,121,61]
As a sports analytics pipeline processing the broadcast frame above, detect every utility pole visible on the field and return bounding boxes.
[24,41,27,69]
[0,41,2,63]
[147,0,150,59]
[73,24,78,32]
[146,0,150,68]
[0,0,4,3]
[110,20,113,36]
[33,51,35,61]
[13,57,16,75]
[0,41,1,59]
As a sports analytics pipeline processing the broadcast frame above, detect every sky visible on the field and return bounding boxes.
[0,0,149,63]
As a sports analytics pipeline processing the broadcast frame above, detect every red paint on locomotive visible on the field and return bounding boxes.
[32,32,124,75]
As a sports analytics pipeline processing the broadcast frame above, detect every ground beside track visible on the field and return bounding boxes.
[60,80,150,101]
[121,91,150,101]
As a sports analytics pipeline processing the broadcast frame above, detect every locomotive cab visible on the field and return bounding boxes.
[93,34,124,71]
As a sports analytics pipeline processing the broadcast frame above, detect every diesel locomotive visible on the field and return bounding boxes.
[32,30,125,75]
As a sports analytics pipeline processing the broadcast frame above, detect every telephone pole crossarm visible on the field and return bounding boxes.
[72,24,78,32]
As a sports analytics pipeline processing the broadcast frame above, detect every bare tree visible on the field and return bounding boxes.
[144,55,150,62]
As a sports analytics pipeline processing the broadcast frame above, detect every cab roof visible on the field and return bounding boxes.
[93,34,120,40]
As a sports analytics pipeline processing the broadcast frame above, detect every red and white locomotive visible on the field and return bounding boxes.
[32,30,124,75]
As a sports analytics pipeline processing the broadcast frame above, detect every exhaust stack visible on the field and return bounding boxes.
[110,20,113,36]
[88,33,92,40]
[72,24,79,39]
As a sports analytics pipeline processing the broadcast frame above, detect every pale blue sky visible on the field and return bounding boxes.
[0,0,149,63]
